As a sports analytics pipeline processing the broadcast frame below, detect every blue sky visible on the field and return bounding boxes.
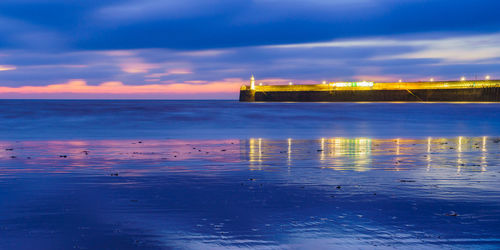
[0,0,499,98]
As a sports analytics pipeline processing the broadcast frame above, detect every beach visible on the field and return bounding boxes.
[2,0,500,248]
[1,101,500,249]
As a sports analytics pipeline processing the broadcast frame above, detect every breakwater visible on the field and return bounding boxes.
[239,80,500,102]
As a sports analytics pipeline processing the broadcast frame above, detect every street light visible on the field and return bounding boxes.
[430,78,434,82]
[461,76,466,81]
[486,75,491,80]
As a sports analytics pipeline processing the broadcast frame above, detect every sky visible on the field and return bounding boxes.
[0,0,500,99]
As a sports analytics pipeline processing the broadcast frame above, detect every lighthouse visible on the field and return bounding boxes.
[250,75,255,90]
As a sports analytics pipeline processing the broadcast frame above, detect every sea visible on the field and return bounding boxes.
[1,100,500,249]
[1,100,499,140]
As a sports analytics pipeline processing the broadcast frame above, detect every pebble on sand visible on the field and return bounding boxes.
[445,211,458,216]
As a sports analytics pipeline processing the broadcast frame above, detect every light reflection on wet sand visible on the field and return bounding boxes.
[0,137,499,249]
[244,137,494,173]
[0,137,496,175]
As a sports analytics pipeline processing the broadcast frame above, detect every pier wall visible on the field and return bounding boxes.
[239,87,500,102]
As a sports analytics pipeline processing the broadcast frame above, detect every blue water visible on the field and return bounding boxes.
[1,100,500,249]
[1,100,500,140]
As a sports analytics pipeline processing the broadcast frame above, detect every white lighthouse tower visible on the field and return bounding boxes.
[250,75,255,90]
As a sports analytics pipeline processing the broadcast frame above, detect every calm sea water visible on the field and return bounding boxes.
[1,100,500,140]
[1,100,500,249]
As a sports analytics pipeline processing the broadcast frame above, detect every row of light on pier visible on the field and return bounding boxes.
[426,75,491,82]
[317,75,492,84]
[406,75,491,83]
[256,75,493,87]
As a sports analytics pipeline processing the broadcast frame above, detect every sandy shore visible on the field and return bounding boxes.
[0,137,499,249]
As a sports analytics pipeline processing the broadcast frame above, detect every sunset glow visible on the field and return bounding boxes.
[0,79,245,95]
[0,0,498,99]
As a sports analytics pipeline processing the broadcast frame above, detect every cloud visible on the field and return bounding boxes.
[386,34,500,63]
[1,30,500,98]
[145,69,192,78]
[0,79,244,95]
[100,50,136,57]
[0,65,16,71]
[99,51,162,74]
[120,60,159,74]
[96,0,221,23]
[269,33,500,63]
[178,50,229,57]
[0,15,66,50]
[0,0,499,51]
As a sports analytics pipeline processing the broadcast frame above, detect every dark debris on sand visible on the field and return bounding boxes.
[445,211,458,216]
[400,179,416,183]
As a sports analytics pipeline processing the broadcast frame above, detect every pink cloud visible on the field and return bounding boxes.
[0,65,16,71]
[24,64,88,69]
[146,68,193,78]
[120,59,160,73]
[0,79,244,95]
[184,80,208,84]
[101,50,136,57]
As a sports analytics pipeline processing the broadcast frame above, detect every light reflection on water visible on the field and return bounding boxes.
[0,137,499,249]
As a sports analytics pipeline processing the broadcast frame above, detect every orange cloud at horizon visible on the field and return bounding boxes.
[0,79,245,95]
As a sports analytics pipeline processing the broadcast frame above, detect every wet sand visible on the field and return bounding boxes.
[1,137,499,249]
